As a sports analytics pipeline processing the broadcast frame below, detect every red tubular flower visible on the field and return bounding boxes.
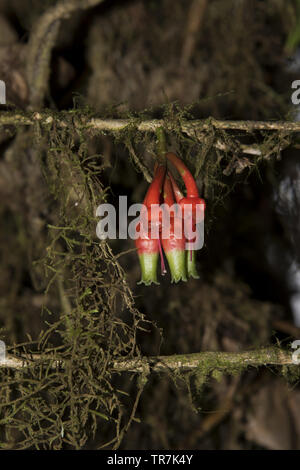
[135,164,166,285]
[168,172,183,204]
[135,222,160,285]
[169,173,200,279]
[161,174,187,283]
[142,164,166,231]
[166,152,205,260]
[165,152,206,224]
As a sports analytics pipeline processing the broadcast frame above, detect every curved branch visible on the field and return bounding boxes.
[26,0,107,109]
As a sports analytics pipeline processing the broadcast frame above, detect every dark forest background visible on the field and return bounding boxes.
[0,0,300,450]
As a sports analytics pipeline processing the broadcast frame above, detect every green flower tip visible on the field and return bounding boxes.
[187,270,200,280]
[165,249,187,285]
[170,274,187,284]
[137,252,159,286]
[186,250,200,279]
[137,279,160,286]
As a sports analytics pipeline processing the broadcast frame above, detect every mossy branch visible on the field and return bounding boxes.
[85,116,300,133]
[1,347,296,373]
[3,111,300,132]
[0,110,298,157]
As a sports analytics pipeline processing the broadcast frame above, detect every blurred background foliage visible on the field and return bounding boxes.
[0,0,300,450]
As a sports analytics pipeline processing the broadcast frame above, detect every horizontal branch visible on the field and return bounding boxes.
[112,348,294,373]
[0,347,296,373]
[88,117,300,133]
[0,111,297,161]
[1,111,300,134]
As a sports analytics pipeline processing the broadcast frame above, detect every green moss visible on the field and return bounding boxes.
[280,364,300,385]
[0,102,296,450]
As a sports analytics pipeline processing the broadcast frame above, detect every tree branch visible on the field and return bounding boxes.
[0,347,296,373]
[87,117,300,133]
[0,111,297,158]
[1,111,300,133]
[26,0,107,108]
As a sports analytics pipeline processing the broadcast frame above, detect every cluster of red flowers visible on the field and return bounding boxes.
[135,152,206,285]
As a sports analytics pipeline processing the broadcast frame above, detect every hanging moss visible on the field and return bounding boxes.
[0,102,298,450]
